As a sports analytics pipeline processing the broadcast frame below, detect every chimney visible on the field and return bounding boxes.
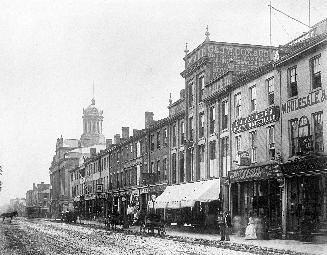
[41,182,44,184]
[133,129,140,136]
[33,183,36,190]
[106,139,113,148]
[122,127,129,139]
[114,134,121,144]
[90,148,97,157]
[145,111,154,128]
[180,89,185,99]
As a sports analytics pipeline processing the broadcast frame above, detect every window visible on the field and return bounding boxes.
[249,131,257,163]
[235,135,241,152]
[221,100,228,130]
[163,128,168,146]
[199,145,205,162]
[188,83,193,105]
[172,154,176,184]
[267,126,275,159]
[209,141,216,160]
[250,85,256,112]
[181,122,185,144]
[163,158,167,181]
[209,106,215,134]
[267,77,275,105]
[288,66,298,97]
[157,131,160,149]
[221,136,229,177]
[199,113,205,137]
[290,119,298,156]
[157,160,160,182]
[234,93,242,118]
[172,125,177,147]
[150,134,155,151]
[298,116,312,154]
[189,117,194,140]
[311,55,321,90]
[180,152,185,182]
[150,162,154,174]
[313,112,324,152]
[199,75,204,101]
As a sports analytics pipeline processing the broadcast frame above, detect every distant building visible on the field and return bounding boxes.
[49,98,106,217]
[9,198,26,216]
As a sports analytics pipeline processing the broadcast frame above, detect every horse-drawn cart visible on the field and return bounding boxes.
[140,213,166,236]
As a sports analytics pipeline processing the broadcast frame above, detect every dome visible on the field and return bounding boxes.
[83,98,102,116]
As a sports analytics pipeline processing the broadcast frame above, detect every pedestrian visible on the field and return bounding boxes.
[217,211,225,241]
[245,211,257,240]
[224,211,232,241]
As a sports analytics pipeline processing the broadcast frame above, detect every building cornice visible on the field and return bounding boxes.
[180,57,210,78]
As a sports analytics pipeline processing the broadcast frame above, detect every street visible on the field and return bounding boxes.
[0,218,253,255]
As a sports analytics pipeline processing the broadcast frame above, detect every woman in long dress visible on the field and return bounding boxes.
[245,214,257,240]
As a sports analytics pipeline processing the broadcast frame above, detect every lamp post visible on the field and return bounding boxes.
[151,194,156,212]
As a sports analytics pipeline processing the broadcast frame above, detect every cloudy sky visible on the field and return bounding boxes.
[0,0,326,205]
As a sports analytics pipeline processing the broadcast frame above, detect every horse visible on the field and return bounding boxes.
[1,211,18,223]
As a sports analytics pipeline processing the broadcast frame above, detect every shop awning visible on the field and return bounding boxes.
[154,179,220,209]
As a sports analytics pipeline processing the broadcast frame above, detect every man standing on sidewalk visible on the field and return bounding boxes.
[224,211,232,241]
[217,211,225,241]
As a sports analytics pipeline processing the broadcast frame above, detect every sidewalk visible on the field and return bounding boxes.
[73,219,327,255]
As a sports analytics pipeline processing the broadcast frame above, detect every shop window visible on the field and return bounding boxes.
[249,131,257,163]
[209,105,215,134]
[298,116,312,154]
[221,100,229,130]
[189,117,194,140]
[209,141,216,160]
[313,111,324,152]
[288,66,298,97]
[311,54,321,90]
[250,85,257,112]
[267,126,275,159]
[199,75,204,101]
[267,77,274,105]
[199,113,205,137]
[234,93,242,118]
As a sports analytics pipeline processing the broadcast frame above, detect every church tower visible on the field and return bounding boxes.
[80,98,105,147]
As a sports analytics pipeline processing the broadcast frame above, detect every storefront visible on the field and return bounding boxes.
[282,155,327,239]
[154,179,221,228]
[229,164,281,237]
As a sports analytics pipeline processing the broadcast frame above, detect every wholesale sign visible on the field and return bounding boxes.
[229,165,275,183]
[232,106,280,134]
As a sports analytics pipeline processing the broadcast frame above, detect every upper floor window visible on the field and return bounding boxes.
[156,160,161,182]
[157,131,160,149]
[188,83,194,105]
[172,125,177,147]
[181,122,185,144]
[234,93,242,118]
[311,55,321,90]
[249,131,257,163]
[267,77,274,105]
[209,141,216,160]
[290,119,298,156]
[209,105,215,134]
[313,111,324,152]
[150,134,155,151]
[199,75,204,101]
[267,126,275,160]
[221,100,228,130]
[163,128,168,146]
[199,113,205,137]
[235,135,241,152]
[189,117,194,140]
[163,158,168,181]
[250,85,256,112]
[288,66,298,97]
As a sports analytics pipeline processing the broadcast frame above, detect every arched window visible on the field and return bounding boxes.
[298,116,310,137]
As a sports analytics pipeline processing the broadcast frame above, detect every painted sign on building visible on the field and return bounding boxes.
[232,106,280,133]
[229,165,275,183]
[281,89,326,114]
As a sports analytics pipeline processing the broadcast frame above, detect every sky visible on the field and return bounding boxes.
[0,0,326,206]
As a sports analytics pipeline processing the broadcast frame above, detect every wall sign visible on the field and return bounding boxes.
[281,89,326,114]
[229,165,275,183]
[232,106,280,133]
